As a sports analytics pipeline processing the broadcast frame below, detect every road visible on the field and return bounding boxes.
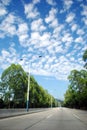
[0,107,87,130]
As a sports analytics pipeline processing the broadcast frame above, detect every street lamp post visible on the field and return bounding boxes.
[51,95,52,108]
[26,64,30,112]
[20,55,42,112]
[20,58,30,112]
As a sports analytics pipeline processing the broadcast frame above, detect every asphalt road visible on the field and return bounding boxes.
[0,107,87,130]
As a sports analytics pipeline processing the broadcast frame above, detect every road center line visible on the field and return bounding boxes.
[46,114,53,119]
[73,114,80,120]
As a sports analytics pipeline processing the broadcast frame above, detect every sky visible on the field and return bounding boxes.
[0,0,87,100]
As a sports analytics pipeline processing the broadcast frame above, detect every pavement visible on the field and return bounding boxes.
[0,108,50,119]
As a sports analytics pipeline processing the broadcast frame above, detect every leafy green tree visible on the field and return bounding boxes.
[64,50,87,109]
[64,69,87,109]
[29,76,55,108]
[0,98,4,108]
[29,76,41,108]
[83,49,87,69]
[64,85,77,108]
[1,64,27,108]
[0,64,56,108]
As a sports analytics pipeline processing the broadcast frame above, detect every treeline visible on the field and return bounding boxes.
[64,50,87,109]
[0,64,57,108]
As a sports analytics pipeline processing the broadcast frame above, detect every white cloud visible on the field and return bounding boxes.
[17,22,30,47]
[63,0,73,10]
[44,64,50,70]
[55,45,63,53]
[0,44,19,70]
[0,13,17,37]
[19,34,29,43]
[60,0,73,13]
[53,56,83,80]
[81,5,87,17]
[81,5,87,25]
[18,23,29,34]
[31,32,40,40]
[24,3,40,19]
[53,25,63,34]
[5,13,16,23]
[76,29,85,35]
[33,0,40,4]
[25,51,83,80]
[75,37,83,43]
[0,0,11,6]
[49,19,58,28]
[31,68,52,77]
[30,31,51,48]
[66,13,75,23]
[46,0,56,6]
[45,8,58,28]
[62,33,73,43]
[0,0,86,81]
[40,32,50,41]
[0,13,30,47]
[82,17,87,25]
[31,18,46,32]
[82,45,87,52]
[45,8,57,23]
[0,6,7,16]
[53,25,64,39]
[1,50,10,58]
[71,23,78,31]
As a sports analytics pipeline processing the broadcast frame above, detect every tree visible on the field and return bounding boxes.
[1,64,27,108]
[64,50,87,109]
[83,49,87,69]
[0,64,56,108]
[64,85,77,108]
[64,69,87,109]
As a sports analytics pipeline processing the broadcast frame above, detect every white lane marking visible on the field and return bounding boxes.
[73,114,80,120]
[46,114,53,119]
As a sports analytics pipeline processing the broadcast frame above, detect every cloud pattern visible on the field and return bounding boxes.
[0,0,87,80]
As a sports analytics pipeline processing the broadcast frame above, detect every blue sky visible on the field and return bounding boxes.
[0,0,87,100]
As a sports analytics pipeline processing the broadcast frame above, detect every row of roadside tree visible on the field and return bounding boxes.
[0,64,58,108]
[64,50,87,109]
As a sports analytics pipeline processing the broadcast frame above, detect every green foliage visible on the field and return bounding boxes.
[83,49,87,62]
[0,98,4,108]
[83,49,87,69]
[64,50,87,109]
[1,64,28,108]
[0,64,57,108]
[64,69,87,109]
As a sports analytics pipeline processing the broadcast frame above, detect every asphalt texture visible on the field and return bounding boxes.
[0,107,87,130]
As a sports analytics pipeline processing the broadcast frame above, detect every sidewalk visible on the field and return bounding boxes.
[0,108,50,119]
